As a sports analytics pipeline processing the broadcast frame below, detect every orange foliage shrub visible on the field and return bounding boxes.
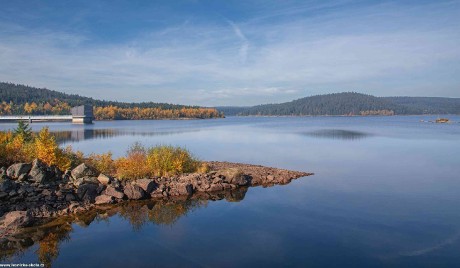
[115,144,201,179]
[86,152,115,175]
[34,128,71,170]
[146,145,199,177]
[1,124,204,180]
[0,126,72,171]
[115,143,151,179]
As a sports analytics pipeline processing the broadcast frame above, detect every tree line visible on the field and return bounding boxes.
[229,92,460,116]
[0,82,223,119]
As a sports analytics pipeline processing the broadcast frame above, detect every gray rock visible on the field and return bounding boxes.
[17,173,29,182]
[97,174,111,185]
[54,165,63,178]
[1,211,34,230]
[96,184,106,195]
[0,175,14,192]
[104,186,125,199]
[133,178,156,194]
[6,163,32,179]
[72,176,99,187]
[171,183,194,196]
[65,193,76,202]
[28,159,54,184]
[123,184,145,200]
[208,184,223,192]
[110,179,121,188]
[95,195,114,204]
[42,189,52,196]
[71,163,97,180]
[76,183,98,203]
[0,166,5,175]
[218,168,248,186]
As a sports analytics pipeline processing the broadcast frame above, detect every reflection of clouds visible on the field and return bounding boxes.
[398,231,460,257]
[51,128,201,144]
[303,129,373,141]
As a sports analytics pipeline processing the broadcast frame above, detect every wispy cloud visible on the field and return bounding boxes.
[227,20,250,64]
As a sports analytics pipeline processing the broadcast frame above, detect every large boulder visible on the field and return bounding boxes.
[123,184,146,200]
[133,178,157,194]
[104,186,125,199]
[94,195,114,205]
[28,159,55,184]
[217,168,248,186]
[71,163,97,180]
[76,183,98,203]
[170,183,194,196]
[0,211,34,230]
[97,174,112,185]
[6,163,32,179]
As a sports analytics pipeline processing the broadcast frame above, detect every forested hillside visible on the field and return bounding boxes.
[214,106,249,116]
[3,82,459,118]
[227,92,460,116]
[0,82,223,119]
[238,93,404,116]
[382,97,460,115]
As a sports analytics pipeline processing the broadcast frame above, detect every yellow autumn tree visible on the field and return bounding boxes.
[34,127,71,170]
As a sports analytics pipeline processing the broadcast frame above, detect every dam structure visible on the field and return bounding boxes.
[0,105,93,124]
[70,105,94,124]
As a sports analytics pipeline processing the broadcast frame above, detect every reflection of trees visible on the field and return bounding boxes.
[118,202,151,231]
[148,200,207,226]
[52,129,120,144]
[117,188,247,230]
[0,220,73,268]
[305,129,372,141]
[0,187,248,266]
[37,223,71,268]
[118,199,208,230]
[51,128,201,144]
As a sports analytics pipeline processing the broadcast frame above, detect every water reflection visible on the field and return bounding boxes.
[50,128,200,144]
[304,129,373,140]
[0,187,247,267]
[0,219,72,268]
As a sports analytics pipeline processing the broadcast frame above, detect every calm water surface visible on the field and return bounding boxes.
[1,116,460,267]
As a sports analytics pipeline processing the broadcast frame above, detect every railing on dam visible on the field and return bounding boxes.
[0,115,73,121]
[0,105,93,124]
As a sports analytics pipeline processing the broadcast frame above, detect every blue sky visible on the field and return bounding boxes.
[0,0,459,105]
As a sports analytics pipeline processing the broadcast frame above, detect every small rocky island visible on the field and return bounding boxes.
[0,159,312,237]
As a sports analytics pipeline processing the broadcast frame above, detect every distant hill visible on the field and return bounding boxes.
[214,106,249,116]
[382,97,460,115]
[0,82,195,109]
[0,82,223,119]
[217,92,460,116]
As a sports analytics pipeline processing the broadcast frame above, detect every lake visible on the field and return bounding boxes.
[1,116,460,267]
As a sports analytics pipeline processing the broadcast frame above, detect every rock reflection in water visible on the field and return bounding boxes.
[0,187,247,267]
[304,129,372,140]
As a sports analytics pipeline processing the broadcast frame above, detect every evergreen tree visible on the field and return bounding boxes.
[13,120,32,141]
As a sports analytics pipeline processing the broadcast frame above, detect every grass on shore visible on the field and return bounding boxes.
[0,122,208,179]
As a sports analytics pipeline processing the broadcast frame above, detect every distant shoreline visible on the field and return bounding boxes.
[226,114,460,118]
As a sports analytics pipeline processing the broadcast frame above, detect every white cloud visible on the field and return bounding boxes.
[0,1,459,105]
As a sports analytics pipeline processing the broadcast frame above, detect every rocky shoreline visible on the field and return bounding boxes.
[0,159,312,237]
